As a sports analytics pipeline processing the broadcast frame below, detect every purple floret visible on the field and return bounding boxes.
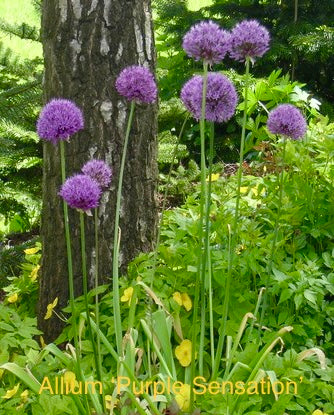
[37,99,84,145]
[182,20,231,64]
[180,72,238,123]
[59,174,102,211]
[115,65,157,104]
[82,159,112,189]
[267,104,307,140]
[229,20,270,62]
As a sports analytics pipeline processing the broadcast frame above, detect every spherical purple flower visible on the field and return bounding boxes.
[267,104,307,140]
[180,72,238,123]
[115,65,157,104]
[182,20,231,64]
[229,20,270,62]
[59,174,102,211]
[81,159,112,189]
[37,99,84,145]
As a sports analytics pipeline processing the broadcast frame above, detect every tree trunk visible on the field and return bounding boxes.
[38,0,158,341]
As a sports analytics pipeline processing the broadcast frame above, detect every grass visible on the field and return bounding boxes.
[0,0,41,60]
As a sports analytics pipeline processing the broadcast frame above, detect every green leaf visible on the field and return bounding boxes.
[0,362,41,394]
[278,289,293,304]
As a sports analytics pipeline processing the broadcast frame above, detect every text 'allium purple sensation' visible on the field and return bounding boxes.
[59,174,102,211]
[37,99,84,145]
[182,20,230,65]
[229,20,270,62]
[82,159,112,190]
[267,104,307,140]
[115,65,157,104]
[181,72,238,123]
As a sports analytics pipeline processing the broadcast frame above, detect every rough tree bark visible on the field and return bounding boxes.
[38,0,158,341]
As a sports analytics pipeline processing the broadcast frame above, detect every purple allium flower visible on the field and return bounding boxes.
[182,20,231,64]
[229,20,270,62]
[180,72,238,123]
[267,104,307,140]
[37,98,84,145]
[115,65,157,104]
[81,159,112,189]
[59,174,102,211]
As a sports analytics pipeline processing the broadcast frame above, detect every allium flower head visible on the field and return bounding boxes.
[37,99,84,144]
[267,104,307,140]
[115,65,157,104]
[182,20,231,64]
[229,20,270,62]
[81,159,112,189]
[180,72,238,123]
[59,174,102,211]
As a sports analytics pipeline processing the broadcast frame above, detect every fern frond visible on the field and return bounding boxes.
[0,19,40,42]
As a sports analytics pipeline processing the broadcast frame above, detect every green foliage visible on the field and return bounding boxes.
[2,242,41,315]
[0,12,42,236]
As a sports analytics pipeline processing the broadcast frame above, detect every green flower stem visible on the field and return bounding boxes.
[259,136,287,326]
[190,60,208,408]
[200,121,215,372]
[113,100,136,356]
[94,208,103,380]
[198,61,209,375]
[207,122,215,370]
[59,141,90,414]
[212,56,251,380]
[93,208,105,413]
[79,211,100,382]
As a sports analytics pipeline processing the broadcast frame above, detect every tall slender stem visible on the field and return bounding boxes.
[113,100,136,356]
[206,122,215,370]
[198,62,209,375]
[79,211,100,381]
[59,141,90,414]
[94,208,103,386]
[259,137,287,327]
[212,56,250,379]
[190,60,208,409]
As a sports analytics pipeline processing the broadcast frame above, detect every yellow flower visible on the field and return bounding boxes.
[235,244,246,255]
[175,340,192,367]
[181,293,192,311]
[105,395,119,410]
[64,371,79,388]
[173,292,183,306]
[7,293,18,303]
[251,184,265,197]
[2,383,20,399]
[312,410,329,415]
[240,186,249,194]
[206,173,220,182]
[175,383,191,412]
[20,389,29,402]
[24,247,40,255]
[40,336,46,348]
[172,292,192,311]
[121,287,134,306]
[44,297,58,320]
[30,265,40,282]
